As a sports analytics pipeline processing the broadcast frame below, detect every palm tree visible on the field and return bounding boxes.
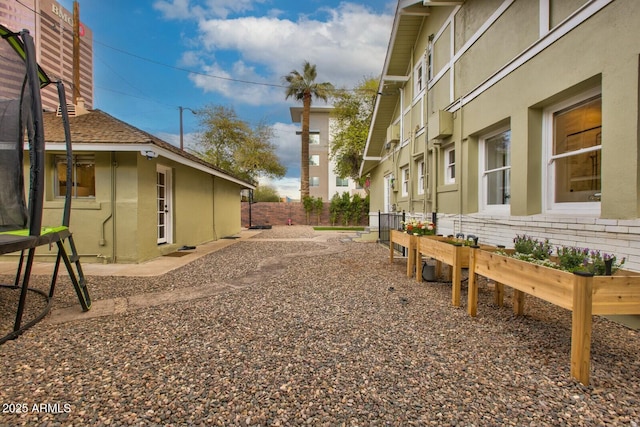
[284,61,334,199]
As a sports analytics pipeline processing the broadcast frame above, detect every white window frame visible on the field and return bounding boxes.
[427,39,434,82]
[401,166,410,197]
[336,177,348,187]
[413,59,424,98]
[417,160,425,195]
[544,87,601,215]
[54,154,96,198]
[479,127,511,213]
[384,174,393,212]
[444,146,455,184]
[309,133,320,145]
[309,176,320,187]
[309,154,320,166]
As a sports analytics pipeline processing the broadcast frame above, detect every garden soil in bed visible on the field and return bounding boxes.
[0,225,638,426]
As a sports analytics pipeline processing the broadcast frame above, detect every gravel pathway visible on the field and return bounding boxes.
[0,226,639,426]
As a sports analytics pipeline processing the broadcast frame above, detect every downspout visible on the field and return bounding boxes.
[212,176,217,240]
[458,97,464,235]
[104,151,117,263]
[95,152,116,264]
[408,48,414,214]
[398,86,404,212]
[432,144,439,221]
[424,45,430,216]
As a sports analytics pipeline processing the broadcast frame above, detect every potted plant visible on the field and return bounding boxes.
[389,219,435,277]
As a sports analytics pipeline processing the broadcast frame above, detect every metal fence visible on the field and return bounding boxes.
[378,210,406,256]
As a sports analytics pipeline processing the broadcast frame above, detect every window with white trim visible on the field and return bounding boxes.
[54,154,96,198]
[427,39,433,82]
[414,60,424,97]
[480,128,511,211]
[309,133,320,145]
[309,154,320,166]
[336,177,349,187]
[444,147,455,184]
[310,176,320,187]
[401,166,409,197]
[545,90,601,212]
[417,160,425,195]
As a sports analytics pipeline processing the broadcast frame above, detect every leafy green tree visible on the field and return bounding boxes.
[330,77,378,190]
[349,193,363,225]
[313,196,324,225]
[192,105,286,182]
[253,185,281,202]
[329,193,341,226]
[284,61,334,198]
[339,192,351,226]
[302,196,315,225]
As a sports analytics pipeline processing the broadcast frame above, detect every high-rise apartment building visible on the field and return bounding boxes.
[290,105,363,201]
[0,0,93,111]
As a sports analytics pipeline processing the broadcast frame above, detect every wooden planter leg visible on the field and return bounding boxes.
[494,282,505,307]
[513,289,525,315]
[452,243,462,307]
[571,271,593,386]
[407,243,415,278]
[467,246,478,316]
[389,236,394,264]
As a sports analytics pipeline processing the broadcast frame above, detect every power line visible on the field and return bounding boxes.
[93,39,289,90]
[15,0,376,96]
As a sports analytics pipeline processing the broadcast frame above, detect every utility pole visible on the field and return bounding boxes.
[179,106,196,151]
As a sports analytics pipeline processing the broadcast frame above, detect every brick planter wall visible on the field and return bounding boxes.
[241,202,368,227]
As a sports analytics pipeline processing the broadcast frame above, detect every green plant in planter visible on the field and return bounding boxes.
[556,246,589,272]
[508,235,626,276]
[513,234,553,260]
[557,246,625,275]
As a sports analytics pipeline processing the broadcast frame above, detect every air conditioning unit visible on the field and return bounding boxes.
[386,123,400,144]
[428,110,453,140]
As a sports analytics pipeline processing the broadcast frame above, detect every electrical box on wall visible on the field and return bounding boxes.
[428,110,453,140]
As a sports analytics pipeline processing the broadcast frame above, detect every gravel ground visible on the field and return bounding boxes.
[0,225,639,426]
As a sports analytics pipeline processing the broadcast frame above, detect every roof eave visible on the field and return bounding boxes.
[44,142,256,189]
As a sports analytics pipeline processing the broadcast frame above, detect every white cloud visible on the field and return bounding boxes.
[154,0,268,19]
[188,61,280,106]
[184,2,392,104]
[258,176,301,200]
[270,122,301,173]
[153,131,199,150]
[153,0,192,20]
[156,122,302,198]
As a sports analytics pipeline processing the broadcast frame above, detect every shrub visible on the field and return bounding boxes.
[302,196,314,225]
[513,234,552,260]
[313,197,323,225]
[329,193,341,226]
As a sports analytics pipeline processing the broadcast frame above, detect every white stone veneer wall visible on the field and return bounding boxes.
[435,213,640,271]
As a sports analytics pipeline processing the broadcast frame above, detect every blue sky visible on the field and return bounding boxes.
[57,0,395,197]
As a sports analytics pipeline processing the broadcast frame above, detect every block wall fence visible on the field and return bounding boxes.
[241,202,369,227]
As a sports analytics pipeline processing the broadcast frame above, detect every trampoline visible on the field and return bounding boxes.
[0,25,91,344]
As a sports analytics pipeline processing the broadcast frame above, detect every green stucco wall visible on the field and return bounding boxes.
[19,150,244,264]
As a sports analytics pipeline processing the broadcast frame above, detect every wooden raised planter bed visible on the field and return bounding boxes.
[389,230,418,277]
[416,236,497,307]
[467,246,640,385]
